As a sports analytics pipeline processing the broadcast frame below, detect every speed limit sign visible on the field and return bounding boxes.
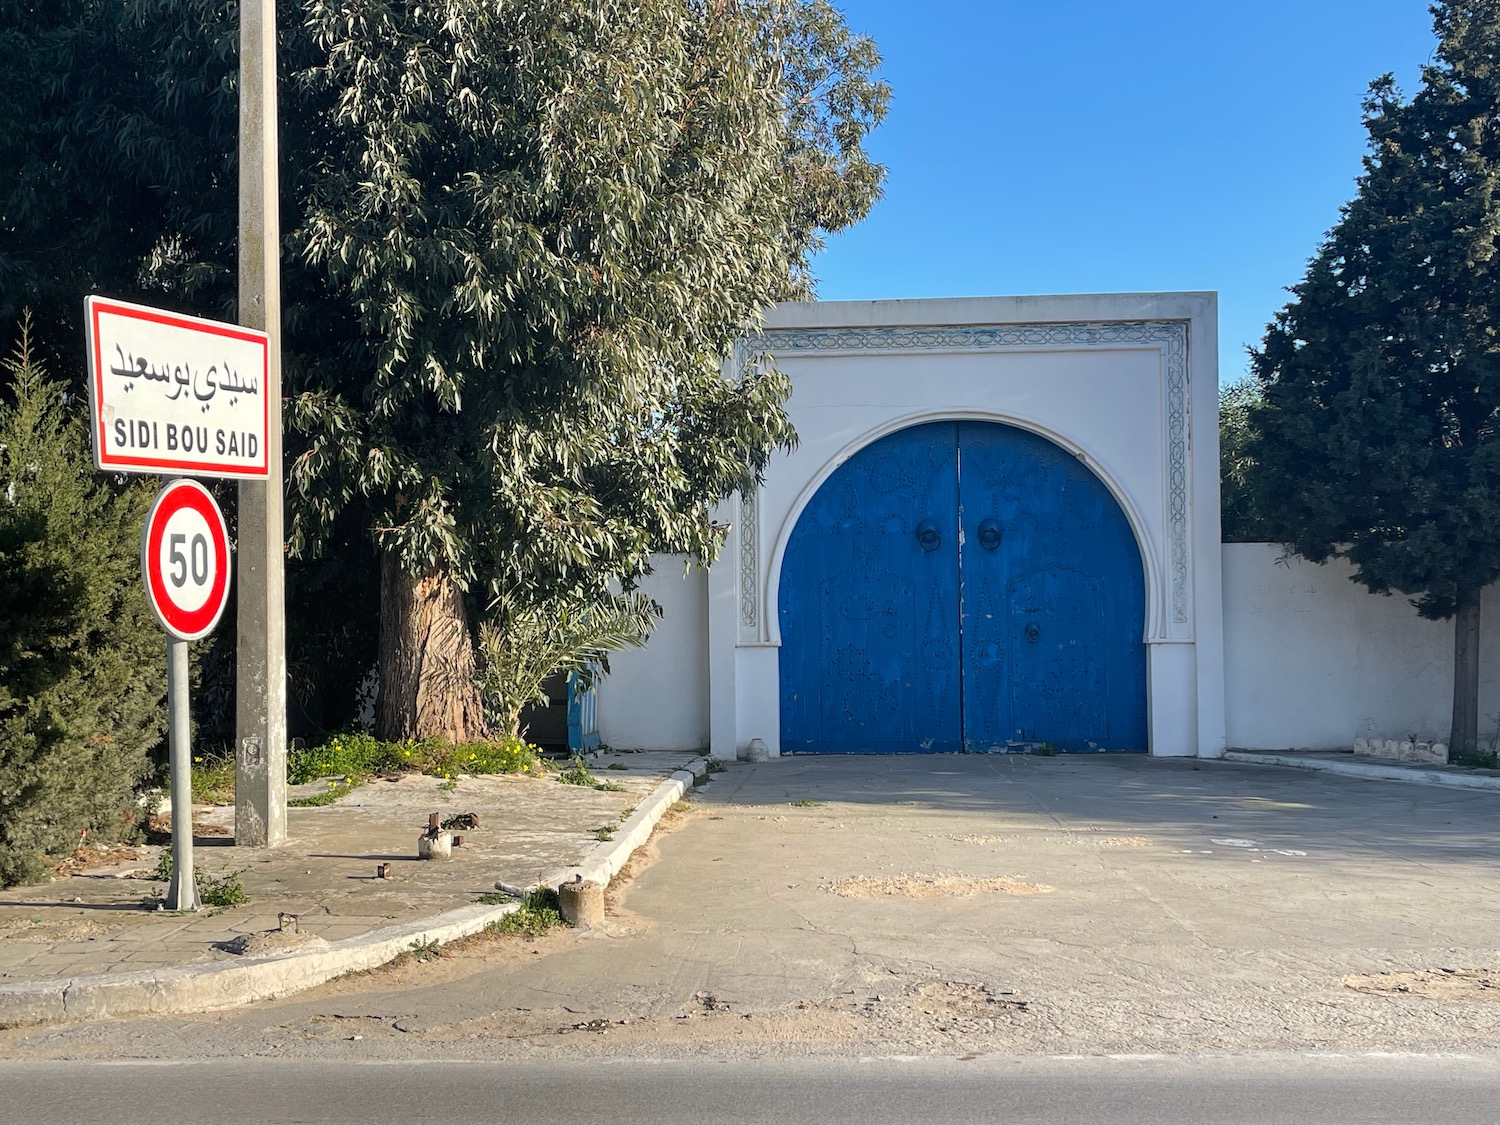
[141,479,232,641]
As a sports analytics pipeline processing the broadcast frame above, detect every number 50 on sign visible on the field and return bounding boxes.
[141,479,232,642]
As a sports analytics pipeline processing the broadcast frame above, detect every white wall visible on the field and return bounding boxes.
[595,559,710,752]
[1223,543,1500,749]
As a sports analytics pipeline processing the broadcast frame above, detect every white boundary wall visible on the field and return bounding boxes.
[595,561,710,752]
[1223,543,1500,749]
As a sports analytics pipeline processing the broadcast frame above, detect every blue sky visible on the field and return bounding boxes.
[810,0,1438,386]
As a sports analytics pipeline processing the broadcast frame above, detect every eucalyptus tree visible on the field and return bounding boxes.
[286,0,888,740]
[1249,0,1500,754]
[0,0,887,743]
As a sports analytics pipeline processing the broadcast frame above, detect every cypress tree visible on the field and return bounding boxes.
[1249,0,1500,754]
[0,318,165,886]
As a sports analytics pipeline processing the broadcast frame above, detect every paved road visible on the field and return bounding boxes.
[3,1055,1499,1124]
[3,755,1499,1061]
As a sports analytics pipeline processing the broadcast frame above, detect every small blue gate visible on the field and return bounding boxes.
[778,421,1146,753]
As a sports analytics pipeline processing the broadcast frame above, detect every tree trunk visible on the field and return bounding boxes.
[1450,588,1482,756]
[376,555,485,742]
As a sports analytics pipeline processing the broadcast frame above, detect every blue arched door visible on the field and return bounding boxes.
[778,421,1147,753]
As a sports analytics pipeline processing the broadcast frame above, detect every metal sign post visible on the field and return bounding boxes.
[164,638,198,911]
[139,479,234,911]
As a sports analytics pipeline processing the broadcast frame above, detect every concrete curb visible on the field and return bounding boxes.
[1215,750,1500,792]
[0,900,521,1029]
[0,757,710,1029]
[494,756,709,897]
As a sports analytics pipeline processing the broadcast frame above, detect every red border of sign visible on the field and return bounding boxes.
[86,295,270,479]
[141,480,233,641]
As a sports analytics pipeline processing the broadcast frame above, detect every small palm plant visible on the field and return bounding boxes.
[477,590,657,737]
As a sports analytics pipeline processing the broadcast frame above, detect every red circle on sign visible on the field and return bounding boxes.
[141,479,232,641]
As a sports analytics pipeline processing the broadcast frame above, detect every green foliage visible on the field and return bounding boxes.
[0,321,165,887]
[556,757,601,787]
[1247,1,1500,752]
[0,0,890,748]
[196,868,246,908]
[287,731,542,784]
[1219,378,1276,543]
[190,754,236,805]
[486,887,564,938]
[1249,0,1500,619]
[287,777,363,808]
[477,590,657,737]
[285,0,887,590]
[408,936,444,963]
[149,854,246,907]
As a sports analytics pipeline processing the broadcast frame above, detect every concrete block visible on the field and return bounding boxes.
[557,878,605,929]
[417,831,453,860]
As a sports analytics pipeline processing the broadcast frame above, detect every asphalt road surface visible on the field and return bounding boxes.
[2,1054,1498,1125]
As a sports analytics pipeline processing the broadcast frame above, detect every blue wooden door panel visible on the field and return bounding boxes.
[956,422,1146,751]
[778,422,961,753]
[778,421,1146,754]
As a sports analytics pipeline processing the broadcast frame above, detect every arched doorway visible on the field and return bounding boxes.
[777,420,1147,753]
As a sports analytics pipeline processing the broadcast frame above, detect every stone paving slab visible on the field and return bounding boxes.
[0,751,701,988]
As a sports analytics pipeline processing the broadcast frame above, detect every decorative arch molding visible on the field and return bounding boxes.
[734,320,1191,646]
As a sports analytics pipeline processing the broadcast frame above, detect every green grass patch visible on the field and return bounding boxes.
[485,887,563,938]
[605,762,630,770]
[288,776,363,808]
[287,731,544,787]
[190,754,236,805]
[789,799,824,808]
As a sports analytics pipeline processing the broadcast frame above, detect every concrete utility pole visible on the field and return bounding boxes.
[235,0,287,847]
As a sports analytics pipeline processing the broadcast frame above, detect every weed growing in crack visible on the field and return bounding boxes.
[486,887,563,938]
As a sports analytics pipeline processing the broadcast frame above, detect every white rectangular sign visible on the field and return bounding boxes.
[84,295,270,479]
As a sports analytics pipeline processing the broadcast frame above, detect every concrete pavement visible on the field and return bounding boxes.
[4,752,1499,1059]
[0,752,704,1024]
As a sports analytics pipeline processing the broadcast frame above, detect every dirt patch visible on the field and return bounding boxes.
[51,843,142,877]
[828,874,1054,899]
[1096,836,1150,848]
[949,834,1016,845]
[1344,969,1500,1001]
[911,980,1029,1016]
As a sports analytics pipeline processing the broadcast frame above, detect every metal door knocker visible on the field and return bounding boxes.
[978,518,1002,551]
[916,519,941,552]
[1024,622,1041,643]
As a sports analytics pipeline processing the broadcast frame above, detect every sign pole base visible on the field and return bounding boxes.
[164,638,201,912]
